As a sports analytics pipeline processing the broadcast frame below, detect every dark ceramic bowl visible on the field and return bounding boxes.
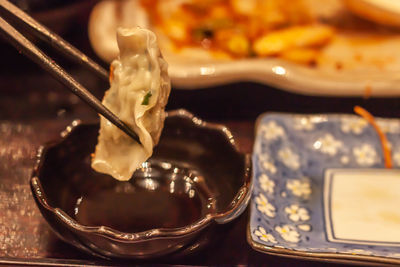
[31,109,252,259]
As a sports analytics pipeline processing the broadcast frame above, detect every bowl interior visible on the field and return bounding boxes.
[36,115,247,233]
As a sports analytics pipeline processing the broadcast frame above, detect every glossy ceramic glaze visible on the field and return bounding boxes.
[30,110,251,259]
[248,112,400,265]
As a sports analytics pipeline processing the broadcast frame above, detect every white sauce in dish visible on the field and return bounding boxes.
[91,27,171,181]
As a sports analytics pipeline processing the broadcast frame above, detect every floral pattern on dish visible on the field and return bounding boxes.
[275,224,300,243]
[254,226,277,244]
[341,117,368,135]
[298,224,312,232]
[313,134,343,156]
[284,204,310,222]
[259,174,275,194]
[250,113,400,264]
[353,144,378,166]
[293,116,315,131]
[258,154,277,174]
[286,179,311,199]
[259,120,285,142]
[278,147,300,170]
[376,120,400,134]
[255,193,276,218]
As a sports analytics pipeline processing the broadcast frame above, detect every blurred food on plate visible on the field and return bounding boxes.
[140,0,334,65]
[89,0,400,77]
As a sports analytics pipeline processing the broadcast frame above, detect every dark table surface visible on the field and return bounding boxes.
[1,2,400,266]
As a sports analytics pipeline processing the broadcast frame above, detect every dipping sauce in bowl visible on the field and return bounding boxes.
[72,159,215,233]
[31,110,252,259]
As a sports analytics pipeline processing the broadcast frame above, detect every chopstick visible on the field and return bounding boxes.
[0,0,141,144]
[0,0,108,80]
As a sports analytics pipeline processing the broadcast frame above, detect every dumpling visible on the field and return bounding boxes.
[91,27,171,181]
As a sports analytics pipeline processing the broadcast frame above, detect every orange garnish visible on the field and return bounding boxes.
[354,106,392,168]
[109,64,114,84]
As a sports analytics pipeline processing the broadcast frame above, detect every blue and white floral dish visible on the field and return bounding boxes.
[248,113,400,265]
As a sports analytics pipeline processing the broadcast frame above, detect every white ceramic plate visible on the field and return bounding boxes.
[88,0,400,96]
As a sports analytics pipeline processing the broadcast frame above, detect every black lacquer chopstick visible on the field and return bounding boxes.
[0,0,141,144]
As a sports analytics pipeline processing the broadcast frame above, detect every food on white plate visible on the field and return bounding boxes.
[89,0,335,65]
[88,0,400,80]
[141,0,334,64]
[91,27,171,181]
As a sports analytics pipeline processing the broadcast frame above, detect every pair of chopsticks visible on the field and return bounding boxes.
[0,0,141,144]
